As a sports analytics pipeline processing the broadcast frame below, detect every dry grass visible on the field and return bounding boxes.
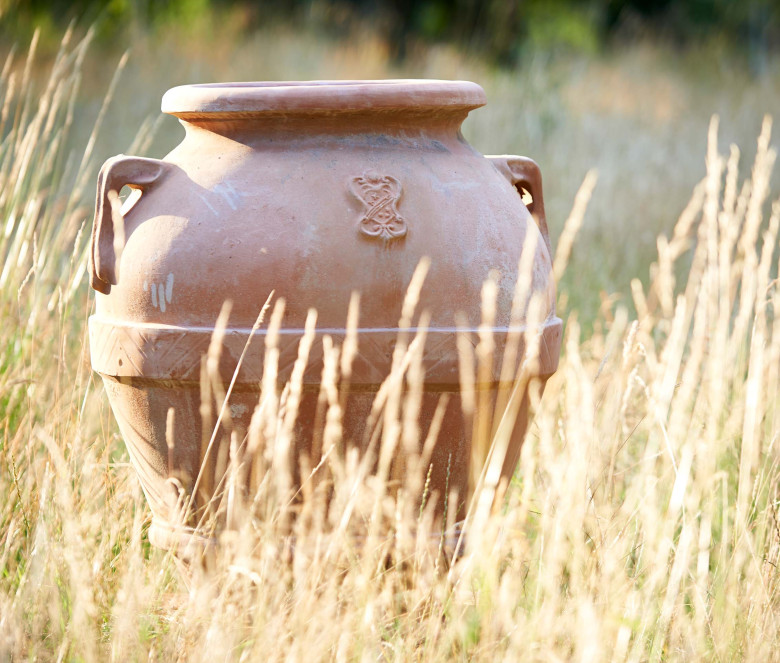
[0,26,779,662]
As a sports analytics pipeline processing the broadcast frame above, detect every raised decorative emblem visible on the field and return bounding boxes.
[350,171,407,241]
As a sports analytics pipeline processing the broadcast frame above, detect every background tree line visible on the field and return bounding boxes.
[2,0,778,66]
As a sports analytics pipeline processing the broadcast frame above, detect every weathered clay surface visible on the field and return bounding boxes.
[87,80,562,554]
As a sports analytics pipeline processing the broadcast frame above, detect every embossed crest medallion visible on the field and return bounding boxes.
[350,171,408,241]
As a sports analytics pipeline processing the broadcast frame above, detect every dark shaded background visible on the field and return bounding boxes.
[4,0,779,68]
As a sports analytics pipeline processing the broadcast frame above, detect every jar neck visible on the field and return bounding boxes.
[175,108,471,146]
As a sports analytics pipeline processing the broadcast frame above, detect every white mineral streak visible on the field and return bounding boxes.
[165,273,174,303]
[146,274,174,310]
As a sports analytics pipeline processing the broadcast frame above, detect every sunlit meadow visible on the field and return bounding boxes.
[0,19,778,662]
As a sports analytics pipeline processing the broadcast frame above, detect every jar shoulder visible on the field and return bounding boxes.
[97,136,554,328]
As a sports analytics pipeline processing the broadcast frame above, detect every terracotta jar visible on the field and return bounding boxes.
[88,80,561,554]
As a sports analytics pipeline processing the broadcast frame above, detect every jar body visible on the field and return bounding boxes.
[88,81,561,553]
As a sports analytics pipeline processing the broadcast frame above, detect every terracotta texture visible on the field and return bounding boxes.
[88,80,562,553]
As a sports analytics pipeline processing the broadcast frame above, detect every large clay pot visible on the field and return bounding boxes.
[88,80,561,554]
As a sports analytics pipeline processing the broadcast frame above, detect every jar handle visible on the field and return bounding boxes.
[488,155,552,263]
[90,155,168,294]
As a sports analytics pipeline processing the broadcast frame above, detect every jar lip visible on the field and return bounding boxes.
[161,79,486,117]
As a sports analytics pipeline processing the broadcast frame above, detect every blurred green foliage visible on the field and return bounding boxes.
[1,0,778,65]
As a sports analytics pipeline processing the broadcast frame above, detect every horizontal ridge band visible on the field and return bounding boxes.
[89,316,562,386]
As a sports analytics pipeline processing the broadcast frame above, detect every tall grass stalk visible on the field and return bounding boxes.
[0,31,778,663]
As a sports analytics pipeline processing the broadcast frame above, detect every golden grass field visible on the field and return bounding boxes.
[0,20,779,661]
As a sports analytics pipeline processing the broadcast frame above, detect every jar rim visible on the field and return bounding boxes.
[161,79,486,117]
